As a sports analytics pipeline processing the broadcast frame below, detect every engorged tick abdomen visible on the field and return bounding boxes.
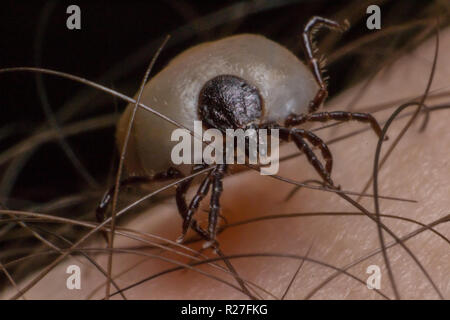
[117,34,319,176]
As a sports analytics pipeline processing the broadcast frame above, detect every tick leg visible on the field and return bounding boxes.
[285,111,384,139]
[175,174,210,241]
[176,164,215,243]
[180,172,213,241]
[280,128,334,187]
[261,122,333,176]
[292,128,333,174]
[96,167,183,224]
[302,16,349,113]
[208,164,227,241]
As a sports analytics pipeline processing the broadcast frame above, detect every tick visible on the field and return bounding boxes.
[96,17,384,246]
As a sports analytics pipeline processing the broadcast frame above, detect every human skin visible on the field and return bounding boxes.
[3,27,449,300]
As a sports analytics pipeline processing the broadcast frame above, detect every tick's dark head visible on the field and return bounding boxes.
[198,75,263,131]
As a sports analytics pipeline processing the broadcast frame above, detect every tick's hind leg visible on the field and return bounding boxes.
[96,167,183,242]
[176,163,227,246]
[177,170,213,243]
[208,164,227,241]
[285,111,384,139]
[96,167,183,224]
[302,16,349,113]
[293,128,333,174]
[175,174,211,242]
[279,128,335,187]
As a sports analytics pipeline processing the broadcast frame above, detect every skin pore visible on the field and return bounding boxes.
[2,27,449,300]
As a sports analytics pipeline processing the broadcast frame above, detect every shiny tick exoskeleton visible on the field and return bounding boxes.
[97,17,384,246]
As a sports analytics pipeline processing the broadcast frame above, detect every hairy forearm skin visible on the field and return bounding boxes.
[4,28,449,300]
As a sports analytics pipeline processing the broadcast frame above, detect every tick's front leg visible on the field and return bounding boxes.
[301,16,350,113]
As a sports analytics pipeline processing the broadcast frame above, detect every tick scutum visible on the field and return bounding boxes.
[198,75,263,131]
